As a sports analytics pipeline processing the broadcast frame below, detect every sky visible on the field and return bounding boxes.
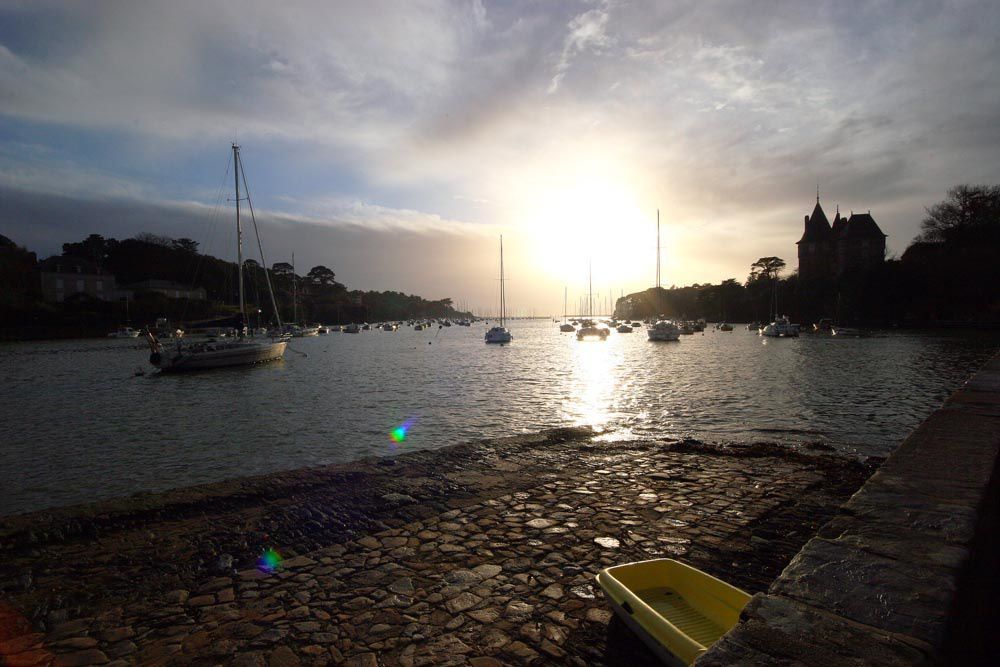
[1,0,999,315]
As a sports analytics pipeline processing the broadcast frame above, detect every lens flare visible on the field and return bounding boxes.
[389,419,414,445]
[258,548,282,573]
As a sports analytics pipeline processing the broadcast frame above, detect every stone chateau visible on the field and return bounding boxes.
[797,196,887,281]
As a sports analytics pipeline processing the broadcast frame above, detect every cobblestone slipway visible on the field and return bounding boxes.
[0,429,874,665]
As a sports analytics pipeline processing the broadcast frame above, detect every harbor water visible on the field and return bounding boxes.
[1,321,997,515]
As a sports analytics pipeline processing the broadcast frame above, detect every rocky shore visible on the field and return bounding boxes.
[0,428,877,666]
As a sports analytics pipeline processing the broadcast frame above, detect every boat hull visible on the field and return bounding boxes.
[151,340,287,372]
[485,326,512,344]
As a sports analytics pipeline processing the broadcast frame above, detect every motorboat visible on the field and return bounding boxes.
[718,323,733,332]
[577,322,609,340]
[760,316,800,337]
[616,323,633,333]
[108,327,140,338]
[647,320,681,341]
[344,323,360,334]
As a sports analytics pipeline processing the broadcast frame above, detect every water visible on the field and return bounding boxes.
[1,322,997,516]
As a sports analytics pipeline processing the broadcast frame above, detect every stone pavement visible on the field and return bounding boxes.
[698,352,1000,665]
[0,431,874,665]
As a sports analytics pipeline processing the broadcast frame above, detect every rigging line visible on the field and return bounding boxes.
[183,152,233,323]
[237,150,282,328]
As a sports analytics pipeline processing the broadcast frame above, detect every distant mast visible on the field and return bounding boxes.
[656,210,662,317]
[589,259,593,318]
[499,235,505,326]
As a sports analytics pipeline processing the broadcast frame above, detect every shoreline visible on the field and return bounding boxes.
[0,428,876,665]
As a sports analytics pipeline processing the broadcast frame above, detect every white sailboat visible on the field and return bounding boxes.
[648,210,680,341]
[559,286,575,332]
[485,235,513,344]
[145,144,288,371]
[577,261,608,340]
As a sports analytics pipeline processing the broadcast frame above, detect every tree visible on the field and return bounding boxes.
[306,265,337,286]
[272,262,294,277]
[918,184,1000,245]
[133,232,173,247]
[748,257,786,283]
[63,234,111,264]
[172,237,199,254]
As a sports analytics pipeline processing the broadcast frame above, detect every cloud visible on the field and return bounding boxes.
[2,0,1000,313]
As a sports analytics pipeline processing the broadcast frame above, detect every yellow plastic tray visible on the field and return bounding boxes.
[596,559,750,666]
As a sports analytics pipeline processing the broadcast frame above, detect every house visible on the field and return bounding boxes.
[797,196,887,281]
[38,256,118,302]
[125,279,207,300]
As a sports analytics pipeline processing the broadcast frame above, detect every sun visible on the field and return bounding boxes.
[523,175,666,293]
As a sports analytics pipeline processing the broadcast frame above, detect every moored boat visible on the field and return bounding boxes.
[760,316,800,337]
[145,144,288,372]
[647,320,681,341]
[485,235,513,344]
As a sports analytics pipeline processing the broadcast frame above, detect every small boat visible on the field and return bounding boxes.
[596,559,750,666]
[344,323,360,334]
[382,323,396,332]
[832,326,868,337]
[760,316,800,337]
[317,326,330,335]
[577,323,609,340]
[678,321,695,335]
[647,320,681,341]
[616,323,633,333]
[813,318,833,333]
[559,287,575,332]
[108,327,140,338]
[485,235,513,344]
[718,323,733,332]
[414,323,425,331]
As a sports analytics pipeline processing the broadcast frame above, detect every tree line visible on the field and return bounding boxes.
[0,232,471,338]
[614,185,1000,326]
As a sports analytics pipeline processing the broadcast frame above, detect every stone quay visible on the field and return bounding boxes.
[1,429,876,665]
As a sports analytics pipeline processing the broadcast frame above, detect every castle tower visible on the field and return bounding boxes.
[796,197,833,281]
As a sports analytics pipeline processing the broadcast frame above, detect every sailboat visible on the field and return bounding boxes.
[760,273,800,337]
[559,286,575,332]
[485,235,513,344]
[144,144,288,371]
[108,295,140,337]
[577,261,608,340]
[647,210,680,341]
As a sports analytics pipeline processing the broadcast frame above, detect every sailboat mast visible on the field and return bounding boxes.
[292,252,297,324]
[499,235,505,326]
[563,286,567,322]
[234,143,245,324]
[588,259,593,318]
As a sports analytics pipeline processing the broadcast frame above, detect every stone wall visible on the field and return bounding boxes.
[698,351,1000,665]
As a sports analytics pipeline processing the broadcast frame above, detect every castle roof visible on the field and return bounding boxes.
[839,212,887,239]
[797,200,832,244]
